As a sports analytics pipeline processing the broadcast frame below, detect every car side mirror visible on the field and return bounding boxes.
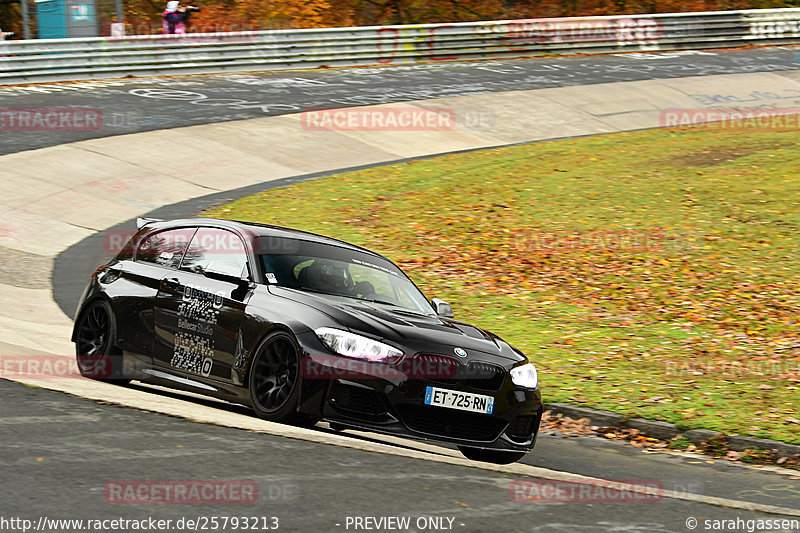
[204,261,246,283]
[432,298,454,318]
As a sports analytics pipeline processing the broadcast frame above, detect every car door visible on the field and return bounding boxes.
[118,227,196,359]
[153,227,252,384]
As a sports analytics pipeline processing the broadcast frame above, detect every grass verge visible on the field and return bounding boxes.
[205,126,800,444]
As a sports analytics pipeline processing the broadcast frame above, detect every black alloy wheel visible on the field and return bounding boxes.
[248,331,311,424]
[75,300,129,384]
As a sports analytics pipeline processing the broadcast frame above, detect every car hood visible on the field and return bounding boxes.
[268,286,525,363]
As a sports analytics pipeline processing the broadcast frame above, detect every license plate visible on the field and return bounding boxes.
[424,386,494,414]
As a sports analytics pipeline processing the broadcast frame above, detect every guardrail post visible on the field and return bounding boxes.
[20,0,31,40]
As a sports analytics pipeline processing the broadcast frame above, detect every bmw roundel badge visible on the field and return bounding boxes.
[454,347,467,357]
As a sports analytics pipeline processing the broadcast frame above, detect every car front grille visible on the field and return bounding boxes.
[411,354,506,392]
[396,404,508,442]
[463,361,506,392]
[417,354,459,385]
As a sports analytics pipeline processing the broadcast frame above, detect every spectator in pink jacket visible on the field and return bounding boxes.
[162,1,188,35]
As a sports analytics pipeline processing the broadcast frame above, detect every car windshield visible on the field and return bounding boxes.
[258,237,433,315]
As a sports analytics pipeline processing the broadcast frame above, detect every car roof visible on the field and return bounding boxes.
[145,218,386,259]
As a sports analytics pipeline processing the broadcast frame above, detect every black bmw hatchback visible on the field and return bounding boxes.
[73,218,542,464]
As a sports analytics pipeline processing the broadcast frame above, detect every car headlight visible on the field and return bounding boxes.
[510,362,538,389]
[315,327,403,362]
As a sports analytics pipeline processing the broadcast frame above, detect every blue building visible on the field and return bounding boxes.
[36,0,98,39]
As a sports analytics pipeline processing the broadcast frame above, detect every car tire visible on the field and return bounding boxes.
[248,331,312,425]
[457,446,526,464]
[74,300,130,385]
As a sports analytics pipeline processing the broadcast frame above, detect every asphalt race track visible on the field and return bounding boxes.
[3,46,800,532]
[3,379,797,532]
[2,47,800,156]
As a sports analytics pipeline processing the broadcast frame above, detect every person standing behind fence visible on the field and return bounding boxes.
[162,1,188,35]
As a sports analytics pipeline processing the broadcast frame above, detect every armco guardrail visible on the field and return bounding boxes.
[2,8,800,84]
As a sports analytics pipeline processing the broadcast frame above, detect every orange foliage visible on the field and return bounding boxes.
[0,0,779,37]
[135,0,758,35]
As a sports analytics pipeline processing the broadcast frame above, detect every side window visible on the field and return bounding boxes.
[180,228,249,278]
[136,228,196,269]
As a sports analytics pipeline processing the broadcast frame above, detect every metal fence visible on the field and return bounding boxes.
[2,8,800,84]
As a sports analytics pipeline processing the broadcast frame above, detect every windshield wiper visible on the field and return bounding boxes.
[289,287,430,315]
[361,297,402,307]
[291,286,349,298]
[292,287,397,305]
[362,299,433,317]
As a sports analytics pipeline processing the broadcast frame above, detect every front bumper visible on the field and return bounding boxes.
[296,331,543,452]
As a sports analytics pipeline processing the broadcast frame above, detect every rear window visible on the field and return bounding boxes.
[180,227,250,278]
[136,228,196,269]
